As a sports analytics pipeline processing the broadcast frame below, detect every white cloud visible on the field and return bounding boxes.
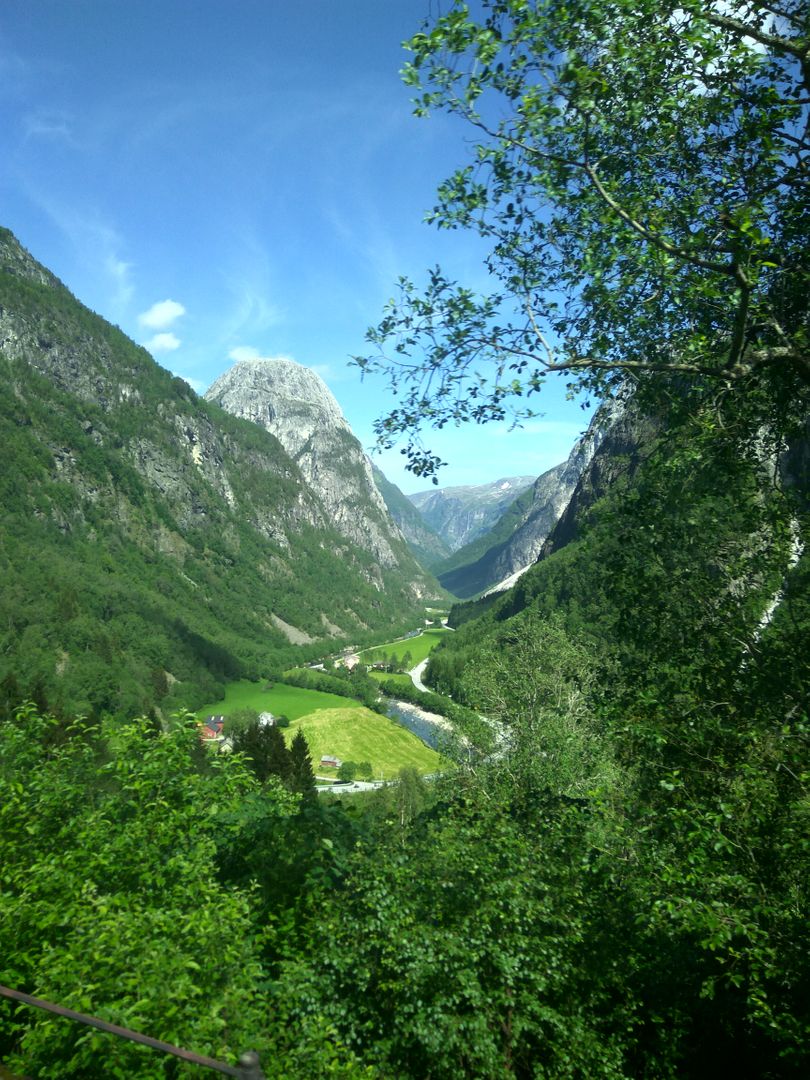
[228,345,262,362]
[105,253,134,309]
[23,110,77,144]
[309,363,334,380]
[139,298,186,330]
[145,332,181,353]
[27,193,135,317]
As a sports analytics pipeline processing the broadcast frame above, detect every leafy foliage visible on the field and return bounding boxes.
[355,0,809,476]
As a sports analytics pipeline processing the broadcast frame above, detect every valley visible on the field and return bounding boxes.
[1,2,808,1077]
[196,622,454,783]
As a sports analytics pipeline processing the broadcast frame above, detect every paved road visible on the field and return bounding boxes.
[409,659,429,692]
[317,779,387,794]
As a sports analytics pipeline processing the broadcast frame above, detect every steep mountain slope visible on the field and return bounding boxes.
[205,359,435,592]
[371,464,450,569]
[409,476,536,552]
[435,402,622,598]
[0,227,427,717]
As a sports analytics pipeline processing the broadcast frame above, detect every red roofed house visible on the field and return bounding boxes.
[200,715,226,741]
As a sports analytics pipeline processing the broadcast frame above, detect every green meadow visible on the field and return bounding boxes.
[196,678,354,722]
[367,671,414,691]
[287,706,444,779]
[358,627,450,667]
[196,678,444,778]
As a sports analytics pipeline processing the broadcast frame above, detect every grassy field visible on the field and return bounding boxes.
[196,679,357,722]
[287,706,444,779]
[367,671,414,691]
[359,627,450,667]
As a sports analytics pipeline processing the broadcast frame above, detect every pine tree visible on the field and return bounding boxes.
[288,729,316,800]
[232,722,292,784]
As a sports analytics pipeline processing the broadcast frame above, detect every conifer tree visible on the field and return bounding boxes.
[232,721,292,785]
[289,729,316,800]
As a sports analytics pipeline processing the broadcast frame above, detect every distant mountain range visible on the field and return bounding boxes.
[408,476,537,552]
[431,405,621,599]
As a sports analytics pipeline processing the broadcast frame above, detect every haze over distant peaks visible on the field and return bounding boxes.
[408,476,537,552]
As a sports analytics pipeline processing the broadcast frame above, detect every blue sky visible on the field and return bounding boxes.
[1,0,592,493]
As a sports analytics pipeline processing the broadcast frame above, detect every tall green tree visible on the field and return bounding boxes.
[0,706,298,1077]
[231,719,293,785]
[289,729,316,800]
[356,0,809,476]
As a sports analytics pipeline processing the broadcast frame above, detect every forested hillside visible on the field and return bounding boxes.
[0,228,429,718]
[372,463,452,569]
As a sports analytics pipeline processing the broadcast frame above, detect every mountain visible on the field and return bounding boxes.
[435,403,621,599]
[408,476,537,552]
[0,227,429,718]
[371,464,451,569]
[205,359,434,591]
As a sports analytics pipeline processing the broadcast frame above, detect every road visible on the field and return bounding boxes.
[408,658,430,692]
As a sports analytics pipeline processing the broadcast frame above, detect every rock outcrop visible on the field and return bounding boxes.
[205,359,430,584]
[435,404,622,598]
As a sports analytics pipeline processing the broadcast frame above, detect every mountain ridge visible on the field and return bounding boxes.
[0,227,429,716]
[205,358,432,589]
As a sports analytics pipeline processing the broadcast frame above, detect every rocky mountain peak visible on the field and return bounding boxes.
[206,358,348,450]
[206,358,426,582]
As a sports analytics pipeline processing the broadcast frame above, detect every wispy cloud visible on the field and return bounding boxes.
[23,109,78,144]
[172,371,206,393]
[139,298,186,329]
[27,192,135,316]
[105,253,134,309]
[228,345,261,362]
[145,332,181,353]
[309,362,354,384]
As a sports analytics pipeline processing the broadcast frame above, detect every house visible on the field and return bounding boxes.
[199,715,226,741]
[258,711,275,727]
[319,754,343,769]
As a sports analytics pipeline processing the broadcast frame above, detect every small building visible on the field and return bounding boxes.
[200,715,226,741]
[319,754,343,769]
[258,711,275,727]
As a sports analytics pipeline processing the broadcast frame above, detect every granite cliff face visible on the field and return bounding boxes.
[408,476,537,552]
[436,402,622,598]
[205,359,429,585]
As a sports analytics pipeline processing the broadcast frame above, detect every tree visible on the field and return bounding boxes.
[289,729,316,800]
[224,707,261,735]
[356,0,809,477]
[337,760,358,782]
[0,706,298,1077]
[231,720,293,784]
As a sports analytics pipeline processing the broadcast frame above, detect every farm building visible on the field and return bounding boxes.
[319,754,343,769]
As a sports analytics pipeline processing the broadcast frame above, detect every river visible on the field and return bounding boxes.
[385,699,455,751]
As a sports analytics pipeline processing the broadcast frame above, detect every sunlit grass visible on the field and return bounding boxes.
[287,706,444,779]
[359,627,450,667]
[196,678,358,722]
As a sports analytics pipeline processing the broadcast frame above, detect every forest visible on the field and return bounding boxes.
[1,0,808,1076]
